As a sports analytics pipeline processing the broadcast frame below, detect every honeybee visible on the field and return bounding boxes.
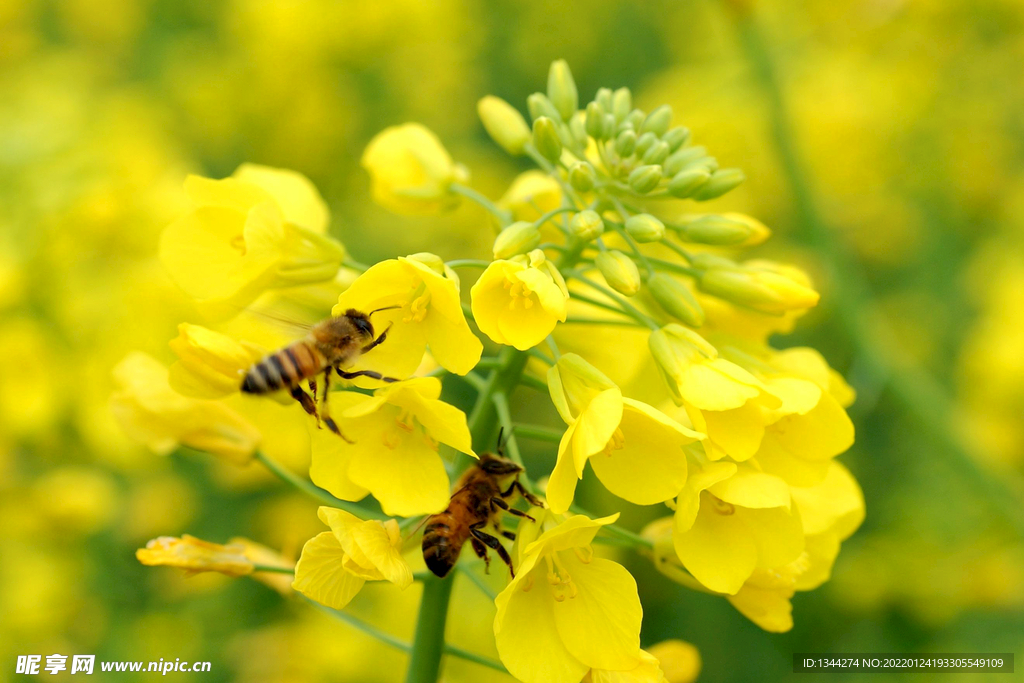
[422,436,544,578]
[240,307,399,439]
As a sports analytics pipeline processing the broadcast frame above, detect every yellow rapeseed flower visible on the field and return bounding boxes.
[110,352,261,464]
[498,171,563,222]
[471,249,569,350]
[361,123,468,215]
[168,323,264,398]
[159,164,346,313]
[494,513,643,683]
[584,650,671,683]
[647,640,702,683]
[292,507,413,610]
[309,377,474,516]
[136,535,256,577]
[546,354,702,513]
[332,254,482,379]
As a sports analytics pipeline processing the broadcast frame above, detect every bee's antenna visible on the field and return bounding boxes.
[368,305,401,317]
[496,426,514,458]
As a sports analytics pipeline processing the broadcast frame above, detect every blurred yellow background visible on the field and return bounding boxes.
[1,0,1022,681]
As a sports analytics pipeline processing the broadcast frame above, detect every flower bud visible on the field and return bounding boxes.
[527,92,561,122]
[595,87,613,113]
[647,274,705,327]
[663,146,708,176]
[642,140,671,165]
[635,131,658,158]
[585,102,605,139]
[568,162,597,193]
[596,250,642,296]
[628,165,663,194]
[625,109,646,130]
[570,210,604,240]
[697,262,819,314]
[667,169,711,198]
[532,116,563,162]
[406,252,448,274]
[662,126,691,152]
[624,213,665,242]
[640,104,673,137]
[569,113,588,148]
[615,129,637,157]
[547,59,579,121]
[676,213,770,247]
[601,113,617,140]
[612,87,632,121]
[693,169,745,200]
[477,96,531,155]
[493,221,541,259]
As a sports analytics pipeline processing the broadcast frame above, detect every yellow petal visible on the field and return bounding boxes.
[525,513,620,557]
[494,564,588,683]
[553,555,643,671]
[347,429,450,516]
[673,461,737,533]
[754,432,831,487]
[790,461,864,539]
[794,531,841,591]
[547,424,582,514]
[423,306,483,375]
[136,534,253,577]
[708,466,791,510]
[349,518,413,588]
[589,399,692,505]
[572,388,624,473]
[678,361,761,412]
[737,505,805,569]
[674,499,757,594]
[234,164,329,233]
[309,393,371,501]
[726,581,794,633]
[769,391,854,461]
[588,650,669,683]
[695,400,765,462]
[291,531,366,609]
[648,641,702,683]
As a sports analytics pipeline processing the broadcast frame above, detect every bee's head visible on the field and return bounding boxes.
[344,309,374,338]
[478,453,523,477]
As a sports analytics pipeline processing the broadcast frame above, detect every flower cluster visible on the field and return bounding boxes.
[117,60,862,683]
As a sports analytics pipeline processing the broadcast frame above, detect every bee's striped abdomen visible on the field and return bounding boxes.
[240,339,324,394]
[422,508,470,578]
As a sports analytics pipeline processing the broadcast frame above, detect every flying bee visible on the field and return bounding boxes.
[422,434,544,578]
[240,306,400,440]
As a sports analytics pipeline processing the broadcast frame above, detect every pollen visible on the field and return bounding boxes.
[505,280,535,310]
[402,292,431,324]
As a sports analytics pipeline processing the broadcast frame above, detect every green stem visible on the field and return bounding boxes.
[517,374,549,392]
[255,451,386,520]
[446,259,491,269]
[512,423,564,442]
[251,564,294,575]
[442,645,507,674]
[305,598,411,653]
[567,272,661,330]
[732,6,1024,536]
[450,183,513,226]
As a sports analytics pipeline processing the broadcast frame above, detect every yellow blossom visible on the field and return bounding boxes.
[698,260,819,315]
[168,323,264,398]
[471,249,569,350]
[159,164,346,312]
[332,254,482,379]
[498,171,563,222]
[292,507,412,610]
[494,513,643,683]
[136,535,255,577]
[309,377,474,516]
[585,650,671,683]
[361,123,468,215]
[647,640,702,683]
[546,354,702,513]
[110,352,261,464]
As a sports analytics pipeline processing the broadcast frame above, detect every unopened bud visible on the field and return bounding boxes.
[595,88,613,113]
[640,105,673,137]
[478,96,531,155]
[601,113,617,140]
[624,213,665,242]
[585,102,605,139]
[662,126,691,152]
[612,87,632,121]
[532,117,563,162]
[663,146,708,177]
[568,162,597,193]
[615,129,637,157]
[570,210,604,240]
[667,169,710,198]
[547,60,579,121]
[406,252,447,274]
[693,169,745,200]
[625,109,646,131]
[647,274,705,327]
[642,140,670,165]
[527,92,561,122]
[634,132,658,158]
[568,114,588,149]
[493,221,541,259]
[596,250,642,296]
[628,165,663,194]
[676,213,770,247]
[698,263,819,314]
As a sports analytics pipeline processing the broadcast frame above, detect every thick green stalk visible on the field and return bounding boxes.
[404,348,528,683]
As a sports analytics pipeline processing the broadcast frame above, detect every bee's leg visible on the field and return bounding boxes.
[308,377,317,402]
[490,496,536,523]
[290,386,321,427]
[361,322,394,354]
[502,479,545,508]
[319,368,353,443]
[470,537,491,574]
[335,368,400,384]
[470,527,514,578]
[499,529,516,541]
